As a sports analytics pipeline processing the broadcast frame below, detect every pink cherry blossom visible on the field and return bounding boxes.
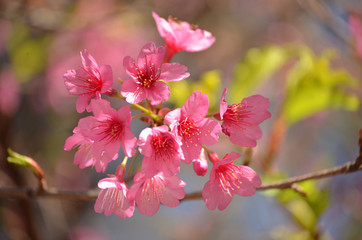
[218,88,271,147]
[121,42,189,105]
[152,12,215,62]
[127,169,186,216]
[64,49,113,113]
[64,127,98,170]
[202,151,261,211]
[164,91,221,164]
[65,99,137,172]
[138,125,181,177]
[94,165,135,219]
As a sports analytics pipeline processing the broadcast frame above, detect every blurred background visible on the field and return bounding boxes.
[0,0,361,239]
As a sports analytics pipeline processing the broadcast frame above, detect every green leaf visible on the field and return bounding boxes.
[283,47,359,124]
[228,45,290,103]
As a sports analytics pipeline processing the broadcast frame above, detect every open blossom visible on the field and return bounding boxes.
[94,165,135,219]
[64,49,113,113]
[202,151,261,211]
[152,12,215,62]
[218,88,271,147]
[138,125,180,177]
[121,42,189,105]
[165,91,221,164]
[127,169,186,216]
[65,99,137,172]
[64,127,97,170]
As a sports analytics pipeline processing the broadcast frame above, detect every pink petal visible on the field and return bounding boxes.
[99,64,113,93]
[164,108,181,126]
[199,118,221,145]
[183,29,215,52]
[241,95,271,124]
[193,150,208,176]
[121,130,137,157]
[144,81,170,105]
[180,142,202,164]
[90,98,110,118]
[98,177,118,189]
[181,91,209,122]
[228,125,262,147]
[202,180,233,211]
[76,95,91,113]
[80,49,99,69]
[219,88,228,120]
[160,63,190,82]
[121,78,145,104]
[138,127,154,157]
[152,12,175,40]
[123,56,138,78]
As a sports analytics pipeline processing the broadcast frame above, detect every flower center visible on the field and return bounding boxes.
[223,103,254,130]
[98,117,124,144]
[135,58,161,88]
[151,133,176,159]
[78,67,103,93]
[177,118,201,146]
[216,164,243,196]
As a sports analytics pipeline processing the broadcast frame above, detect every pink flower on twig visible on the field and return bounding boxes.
[202,151,261,211]
[138,125,181,177]
[65,99,137,172]
[218,88,271,147]
[165,91,221,164]
[128,169,186,216]
[94,165,135,219]
[63,50,113,113]
[121,42,189,105]
[152,12,215,62]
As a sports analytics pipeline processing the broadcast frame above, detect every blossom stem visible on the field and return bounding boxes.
[128,150,140,175]
[113,94,162,123]
[132,113,148,120]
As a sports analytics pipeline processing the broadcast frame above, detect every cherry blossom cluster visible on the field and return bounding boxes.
[63,12,271,218]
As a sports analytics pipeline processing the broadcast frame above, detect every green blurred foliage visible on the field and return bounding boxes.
[168,70,222,111]
[275,180,329,239]
[7,20,51,83]
[228,45,291,103]
[283,47,359,124]
[227,44,359,125]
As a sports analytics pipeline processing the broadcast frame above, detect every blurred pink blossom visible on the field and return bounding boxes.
[121,42,189,105]
[349,12,362,59]
[153,12,215,62]
[0,69,20,116]
[202,151,261,210]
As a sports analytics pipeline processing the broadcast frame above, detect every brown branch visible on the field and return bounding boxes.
[1,157,361,201]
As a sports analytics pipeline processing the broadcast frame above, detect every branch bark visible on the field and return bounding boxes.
[1,157,361,201]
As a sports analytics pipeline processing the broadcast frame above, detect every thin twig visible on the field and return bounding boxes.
[0,157,360,201]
